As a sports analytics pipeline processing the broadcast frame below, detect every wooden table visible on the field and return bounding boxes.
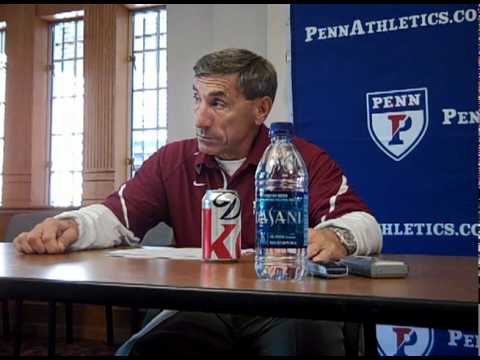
[0,243,476,333]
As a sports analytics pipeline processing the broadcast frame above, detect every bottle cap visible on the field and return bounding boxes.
[269,122,293,137]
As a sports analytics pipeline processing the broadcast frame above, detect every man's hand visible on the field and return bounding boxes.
[307,228,347,262]
[13,218,79,254]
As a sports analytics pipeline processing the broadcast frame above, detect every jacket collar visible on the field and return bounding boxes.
[194,124,270,174]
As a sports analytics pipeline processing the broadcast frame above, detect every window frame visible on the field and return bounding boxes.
[128,5,167,178]
[47,16,85,207]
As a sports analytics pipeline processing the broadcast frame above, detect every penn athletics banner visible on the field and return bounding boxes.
[376,324,478,356]
[290,4,478,256]
[290,4,478,357]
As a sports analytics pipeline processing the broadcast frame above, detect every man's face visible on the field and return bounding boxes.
[193,74,264,160]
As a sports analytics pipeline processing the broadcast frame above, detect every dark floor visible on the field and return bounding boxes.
[0,335,117,356]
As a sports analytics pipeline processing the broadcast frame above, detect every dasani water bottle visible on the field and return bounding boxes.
[255,122,309,280]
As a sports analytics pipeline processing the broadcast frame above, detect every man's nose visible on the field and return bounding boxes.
[194,104,213,129]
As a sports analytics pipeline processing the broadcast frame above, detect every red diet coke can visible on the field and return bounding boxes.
[202,189,241,261]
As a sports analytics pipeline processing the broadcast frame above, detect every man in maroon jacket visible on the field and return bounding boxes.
[14,48,382,355]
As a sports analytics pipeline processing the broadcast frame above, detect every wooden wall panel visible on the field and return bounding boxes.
[83,4,129,205]
[2,174,31,206]
[0,5,49,207]
[35,4,84,18]
[2,5,36,206]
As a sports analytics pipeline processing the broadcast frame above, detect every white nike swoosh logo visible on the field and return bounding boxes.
[193,181,206,187]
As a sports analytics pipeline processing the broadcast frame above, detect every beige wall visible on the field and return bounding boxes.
[166,4,291,142]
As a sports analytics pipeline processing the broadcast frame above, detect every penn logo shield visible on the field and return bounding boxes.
[366,88,429,161]
[377,325,435,356]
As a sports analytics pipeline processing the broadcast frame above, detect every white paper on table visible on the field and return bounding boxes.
[107,246,255,260]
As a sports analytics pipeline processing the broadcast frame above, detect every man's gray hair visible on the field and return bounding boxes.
[193,48,277,103]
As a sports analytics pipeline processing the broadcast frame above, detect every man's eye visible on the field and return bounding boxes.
[193,94,200,102]
[213,99,226,108]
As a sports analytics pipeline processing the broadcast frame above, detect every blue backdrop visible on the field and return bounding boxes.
[290,4,477,356]
[290,4,477,256]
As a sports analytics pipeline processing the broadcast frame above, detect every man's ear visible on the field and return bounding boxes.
[253,96,273,125]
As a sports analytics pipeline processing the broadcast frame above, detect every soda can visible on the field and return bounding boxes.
[202,189,241,261]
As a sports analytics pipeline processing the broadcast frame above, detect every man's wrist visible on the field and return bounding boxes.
[55,216,81,245]
[64,218,79,231]
[328,226,357,255]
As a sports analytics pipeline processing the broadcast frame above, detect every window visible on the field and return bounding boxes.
[48,18,84,206]
[0,22,6,206]
[130,7,167,176]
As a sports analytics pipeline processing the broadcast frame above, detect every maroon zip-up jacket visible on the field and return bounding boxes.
[103,124,370,248]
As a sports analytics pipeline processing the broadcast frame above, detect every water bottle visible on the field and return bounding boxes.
[255,122,309,280]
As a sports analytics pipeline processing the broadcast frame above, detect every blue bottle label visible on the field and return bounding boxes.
[255,191,308,248]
